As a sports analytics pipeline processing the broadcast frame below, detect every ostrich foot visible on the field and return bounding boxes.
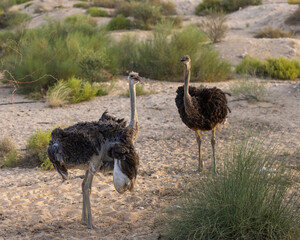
[81,220,100,230]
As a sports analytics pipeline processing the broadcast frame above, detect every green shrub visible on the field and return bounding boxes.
[0,0,16,11]
[86,7,108,17]
[26,129,53,170]
[0,12,31,29]
[2,15,116,96]
[114,24,230,82]
[265,57,300,80]
[73,2,90,9]
[255,26,294,38]
[107,14,131,30]
[236,56,266,77]
[163,137,300,240]
[196,0,262,15]
[93,0,117,8]
[16,0,31,4]
[0,8,4,14]
[116,0,176,30]
[47,77,99,107]
[0,136,19,167]
[24,2,33,8]
[230,79,267,102]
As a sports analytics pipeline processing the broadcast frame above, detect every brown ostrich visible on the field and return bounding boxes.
[47,72,141,229]
[175,55,231,173]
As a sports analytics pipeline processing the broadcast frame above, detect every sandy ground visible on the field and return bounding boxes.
[1,0,300,239]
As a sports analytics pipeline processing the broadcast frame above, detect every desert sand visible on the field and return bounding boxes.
[0,0,300,239]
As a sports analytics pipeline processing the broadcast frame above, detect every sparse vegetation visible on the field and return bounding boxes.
[288,0,300,4]
[47,77,100,107]
[230,79,268,102]
[198,11,228,43]
[86,7,108,17]
[236,56,300,80]
[26,129,53,170]
[0,136,19,167]
[255,26,294,38]
[162,137,300,240]
[107,14,131,30]
[196,0,262,15]
[16,0,31,4]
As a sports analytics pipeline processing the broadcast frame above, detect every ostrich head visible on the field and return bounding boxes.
[180,55,191,67]
[111,141,139,194]
[128,71,141,85]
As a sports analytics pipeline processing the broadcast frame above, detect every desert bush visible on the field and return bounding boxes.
[24,2,33,8]
[255,26,294,38]
[230,79,267,102]
[285,5,300,25]
[0,12,31,29]
[0,8,4,14]
[288,0,300,4]
[162,137,300,240]
[0,136,19,167]
[2,15,116,96]
[86,7,108,17]
[116,0,176,30]
[265,57,300,80]
[107,14,132,30]
[26,129,53,170]
[114,24,230,82]
[34,4,47,13]
[93,0,117,8]
[0,0,16,11]
[196,0,262,15]
[236,56,266,77]
[47,77,100,107]
[73,2,90,9]
[198,11,228,43]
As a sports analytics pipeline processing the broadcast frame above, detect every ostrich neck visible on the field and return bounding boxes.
[128,82,138,128]
[183,64,193,109]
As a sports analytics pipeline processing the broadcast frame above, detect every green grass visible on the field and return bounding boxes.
[47,77,100,107]
[1,15,117,96]
[162,137,300,240]
[0,136,19,167]
[93,0,117,8]
[114,23,231,82]
[86,7,108,17]
[26,129,53,170]
[196,0,262,15]
[107,14,131,31]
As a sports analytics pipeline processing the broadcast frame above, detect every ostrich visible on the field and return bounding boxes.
[99,71,140,142]
[175,55,231,173]
[47,72,141,229]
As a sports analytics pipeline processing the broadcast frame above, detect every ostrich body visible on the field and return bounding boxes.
[47,72,141,229]
[175,55,230,173]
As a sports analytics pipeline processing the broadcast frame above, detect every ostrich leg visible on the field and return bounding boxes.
[82,170,96,229]
[195,130,203,172]
[211,128,217,174]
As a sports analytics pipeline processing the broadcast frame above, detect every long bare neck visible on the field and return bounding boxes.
[183,63,193,108]
[128,82,137,128]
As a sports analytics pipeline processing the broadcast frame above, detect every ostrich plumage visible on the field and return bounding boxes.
[47,72,141,229]
[175,55,231,173]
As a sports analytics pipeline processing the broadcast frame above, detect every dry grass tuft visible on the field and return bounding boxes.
[255,26,294,38]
